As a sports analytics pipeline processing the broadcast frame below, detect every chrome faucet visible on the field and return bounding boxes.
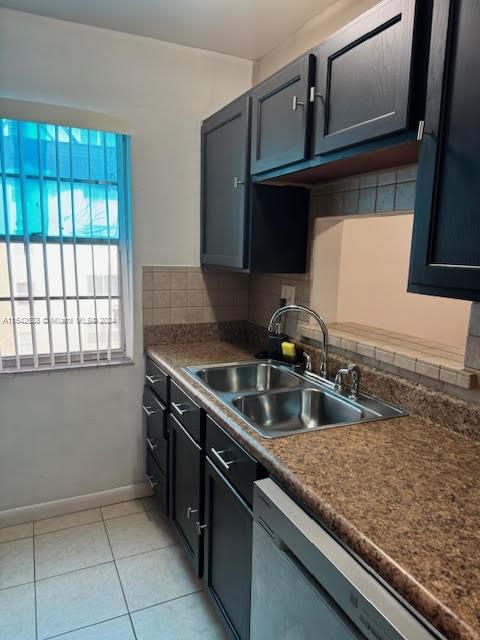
[267,304,329,379]
[334,363,361,400]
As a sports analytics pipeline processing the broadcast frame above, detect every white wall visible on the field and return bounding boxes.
[253,0,378,83]
[0,9,252,513]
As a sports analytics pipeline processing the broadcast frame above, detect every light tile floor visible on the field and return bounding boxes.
[0,498,228,640]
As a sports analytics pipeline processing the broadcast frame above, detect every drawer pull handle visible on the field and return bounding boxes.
[210,447,235,471]
[146,437,158,451]
[187,506,198,519]
[292,95,304,111]
[172,401,195,416]
[145,374,162,384]
[196,522,207,536]
[143,405,159,417]
[146,474,158,489]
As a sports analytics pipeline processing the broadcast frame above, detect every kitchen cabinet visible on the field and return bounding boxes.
[203,457,253,640]
[312,0,418,156]
[168,413,203,576]
[201,95,251,269]
[143,358,169,516]
[408,0,480,301]
[250,54,315,174]
[201,96,309,272]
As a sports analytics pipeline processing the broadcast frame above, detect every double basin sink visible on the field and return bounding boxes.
[184,361,406,439]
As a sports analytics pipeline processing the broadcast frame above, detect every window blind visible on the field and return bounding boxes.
[0,118,132,371]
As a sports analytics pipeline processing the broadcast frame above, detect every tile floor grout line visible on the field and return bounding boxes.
[101,517,138,640]
[32,542,179,585]
[0,578,36,592]
[0,498,157,537]
[128,588,204,616]
[34,519,105,538]
[42,612,131,640]
[33,529,39,640]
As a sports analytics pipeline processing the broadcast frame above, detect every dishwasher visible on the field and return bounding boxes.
[251,479,436,640]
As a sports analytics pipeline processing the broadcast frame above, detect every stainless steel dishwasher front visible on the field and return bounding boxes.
[250,478,436,640]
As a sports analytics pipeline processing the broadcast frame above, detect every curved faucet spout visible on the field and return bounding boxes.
[267,304,329,379]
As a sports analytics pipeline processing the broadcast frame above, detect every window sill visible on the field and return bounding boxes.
[0,356,135,376]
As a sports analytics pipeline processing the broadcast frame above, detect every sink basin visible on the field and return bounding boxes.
[184,360,407,438]
[232,387,379,438]
[195,362,299,393]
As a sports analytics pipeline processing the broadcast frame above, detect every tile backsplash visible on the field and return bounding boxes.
[142,266,249,326]
[310,164,417,217]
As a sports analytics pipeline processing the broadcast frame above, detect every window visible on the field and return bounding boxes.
[0,118,132,371]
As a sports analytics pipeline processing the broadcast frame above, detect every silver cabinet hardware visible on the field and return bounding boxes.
[309,87,323,103]
[417,120,433,141]
[145,374,161,384]
[142,405,157,417]
[292,96,305,111]
[196,522,207,536]
[146,437,158,451]
[171,401,195,416]
[146,474,158,489]
[417,120,425,141]
[210,447,235,471]
[187,507,198,519]
[233,176,245,189]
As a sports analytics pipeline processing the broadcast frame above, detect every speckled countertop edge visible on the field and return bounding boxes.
[147,342,480,640]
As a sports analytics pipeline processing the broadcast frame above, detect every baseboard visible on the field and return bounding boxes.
[0,482,153,528]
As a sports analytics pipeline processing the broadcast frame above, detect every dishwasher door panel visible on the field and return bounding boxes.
[251,521,363,640]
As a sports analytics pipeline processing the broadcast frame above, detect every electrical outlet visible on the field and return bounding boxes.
[280,285,295,306]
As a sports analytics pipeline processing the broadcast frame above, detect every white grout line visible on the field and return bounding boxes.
[101,510,138,640]
[33,529,38,640]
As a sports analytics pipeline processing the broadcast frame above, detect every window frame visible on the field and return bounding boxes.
[0,118,133,372]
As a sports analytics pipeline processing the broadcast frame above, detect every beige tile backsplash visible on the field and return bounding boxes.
[142,266,249,326]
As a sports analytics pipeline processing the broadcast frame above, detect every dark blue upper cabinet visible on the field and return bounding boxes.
[409,0,480,301]
[250,54,315,175]
[312,0,417,156]
[201,95,251,269]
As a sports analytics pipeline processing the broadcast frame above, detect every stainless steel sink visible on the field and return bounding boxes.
[232,387,378,438]
[184,361,407,439]
[194,362,299,393]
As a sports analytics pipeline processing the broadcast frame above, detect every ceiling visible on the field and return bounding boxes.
[0,0,338,60]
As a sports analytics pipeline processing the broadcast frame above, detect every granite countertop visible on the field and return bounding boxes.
[147,341,480,640]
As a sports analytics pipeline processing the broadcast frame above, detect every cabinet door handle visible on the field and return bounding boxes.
[171,401,195,416]
[146,437,158,451]
[196,522,207,536]
[187,507,198,519]
[146,474,158,489]
[417,120,425,141]
[143,405,157,417]
[292,95,305,111]
[233,176,245,189]
[145,374,161,384]
[210,447,235,471]
[309,87,323,103]
[417,120,433,141]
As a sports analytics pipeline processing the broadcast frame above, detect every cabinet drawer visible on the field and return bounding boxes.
[145,357,169,405]
[170,380,202,443]
[143,386,168,473]
[146,450,168,515]
[206,415,262,506]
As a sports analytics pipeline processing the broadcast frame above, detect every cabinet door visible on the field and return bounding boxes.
[313,0,416,155]
[201,96,251,269]
[409,0,480,301]
[250,55,315,174]
[203,458,252,640]
[168,414,203,576]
